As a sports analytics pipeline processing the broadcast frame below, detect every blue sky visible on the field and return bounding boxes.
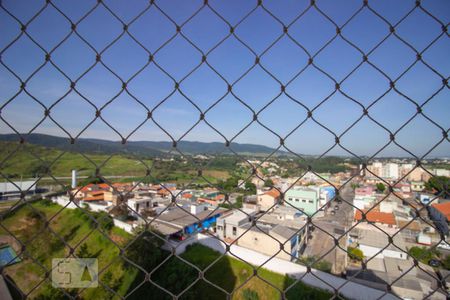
[0,0,449,157]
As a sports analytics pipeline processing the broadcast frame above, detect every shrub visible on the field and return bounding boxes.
[298,256,332,273]
[242,289,259,300]
[408,246,439,263]
[347,247,364,261]
[442,255,450,270]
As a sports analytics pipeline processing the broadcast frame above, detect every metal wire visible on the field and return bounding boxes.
[0,0,449,299]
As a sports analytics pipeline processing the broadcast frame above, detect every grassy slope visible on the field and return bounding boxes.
[1,201,332,300]
[0,200,137,299]
[128,243,332,300]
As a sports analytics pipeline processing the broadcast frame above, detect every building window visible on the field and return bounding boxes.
[302,199,306,203]
[233,226,237,235]
[217,226,223,231]
[295,199,299,202]
[308,200,313,203]
[288,197,293,201]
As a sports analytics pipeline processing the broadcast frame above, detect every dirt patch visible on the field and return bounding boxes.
[110,233,126,246]
[0,235,21,253]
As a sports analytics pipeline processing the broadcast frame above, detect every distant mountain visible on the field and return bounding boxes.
[0,134,283,157]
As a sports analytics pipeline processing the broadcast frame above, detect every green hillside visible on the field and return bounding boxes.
[0,141,152,179]
[0,141,230,185]
[0,200,136,299]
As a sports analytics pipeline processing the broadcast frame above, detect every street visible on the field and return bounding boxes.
[302,184,355,274]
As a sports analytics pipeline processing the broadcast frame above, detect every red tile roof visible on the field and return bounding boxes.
[264,188,281,198]
[214,194,225,201]
[354,210,396,226]
[80,183,111,192]
[83,195,105,201]
[432,202,450,221]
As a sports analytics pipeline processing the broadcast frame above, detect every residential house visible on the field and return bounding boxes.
[216,206,307,261]
[257,188,281,211]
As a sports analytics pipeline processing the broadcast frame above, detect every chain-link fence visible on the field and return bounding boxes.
[0,0,449,299]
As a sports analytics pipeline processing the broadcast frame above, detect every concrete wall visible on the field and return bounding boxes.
[359,244,406,260]
[52,196,79,209]
[113,218,136,233]
[82,202,109,212]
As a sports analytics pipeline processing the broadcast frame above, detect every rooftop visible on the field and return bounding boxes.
[354,210,396,226]
[432,202,450,221]
[355,228,406,251]
[156,206,227,228]
[218,208,257,223]
[263,188,281,198]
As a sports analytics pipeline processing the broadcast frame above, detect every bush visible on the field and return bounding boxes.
[242,289,259,300]
[347,247,364,261]
[408,246,439,263]
[76,243,91,258]
[298,256,332,273]
[376,183,386,193]
[442,255,450,270]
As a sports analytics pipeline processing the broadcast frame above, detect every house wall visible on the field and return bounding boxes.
[257,194,276,211]
[216,216,250,240]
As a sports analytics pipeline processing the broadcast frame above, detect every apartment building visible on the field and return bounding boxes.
[285,187,319,215]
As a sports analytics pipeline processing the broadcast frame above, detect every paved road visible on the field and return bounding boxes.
[321,184,355,226]
[302,184,355,274]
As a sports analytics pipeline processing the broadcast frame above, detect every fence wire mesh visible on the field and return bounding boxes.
[0,0,449,299]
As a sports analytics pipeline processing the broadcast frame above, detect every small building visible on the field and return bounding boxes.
[216,209,257,241]
[216,206,307,261]
[256,188,281,211]
[128,197,153,217]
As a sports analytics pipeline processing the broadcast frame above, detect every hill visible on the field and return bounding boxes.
[0,133,282,156]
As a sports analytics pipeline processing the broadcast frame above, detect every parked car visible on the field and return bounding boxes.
[438,241,450,250]
[428,259,440,267]
[330,210,336,216]
[334,205,339,211]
